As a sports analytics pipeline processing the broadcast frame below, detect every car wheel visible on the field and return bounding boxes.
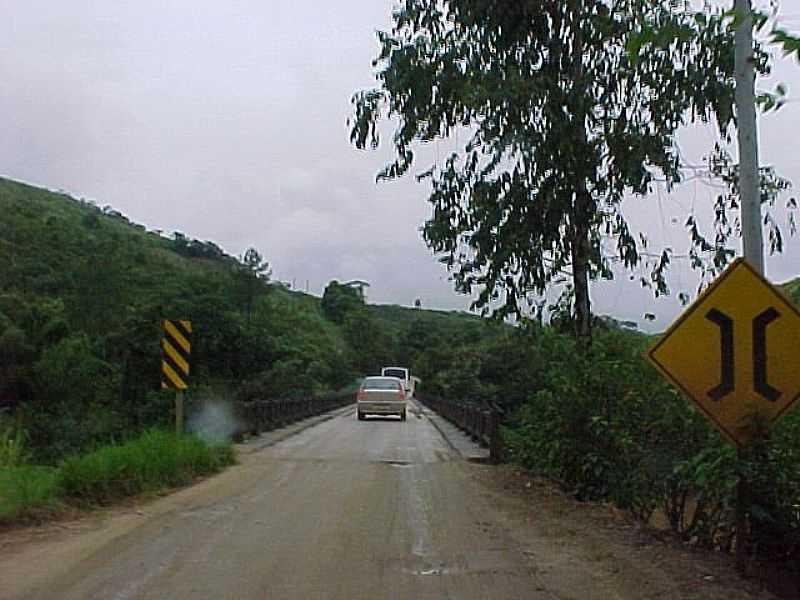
[358,411,366,421]
[400,410,406,421]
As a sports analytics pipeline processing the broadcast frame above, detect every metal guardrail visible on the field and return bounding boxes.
[417,394,503,463]
[236,392,354,440]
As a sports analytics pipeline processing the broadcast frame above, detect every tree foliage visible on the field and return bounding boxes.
[350,0,751,342]
[320,280,364,324]
[624,2,796,291]
[235,247,272,321]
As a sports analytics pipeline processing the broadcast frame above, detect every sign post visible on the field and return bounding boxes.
[160,319,192,434]
[175,390,184,436]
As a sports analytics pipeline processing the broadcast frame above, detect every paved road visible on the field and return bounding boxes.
[9,402,549,600]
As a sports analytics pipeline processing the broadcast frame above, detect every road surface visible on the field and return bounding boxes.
[1,401,771,600]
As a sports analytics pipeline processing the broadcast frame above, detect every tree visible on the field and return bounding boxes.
[236,247,271,322]
[320,280,364,324]
[343,308,395,375]
[350,1,737,345]
[0,318,35,410]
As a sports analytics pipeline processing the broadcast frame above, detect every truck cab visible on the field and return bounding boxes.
[381,367,411,397]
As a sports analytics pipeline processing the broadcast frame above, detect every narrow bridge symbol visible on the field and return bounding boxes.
[705,306,782,402]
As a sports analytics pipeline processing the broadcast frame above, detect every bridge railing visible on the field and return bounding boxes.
[416,394,503,463]
[236,391,354,440]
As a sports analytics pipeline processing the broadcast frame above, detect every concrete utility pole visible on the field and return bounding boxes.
[734,0,764,573]
[734,0,764,275]
[733,1,764,575]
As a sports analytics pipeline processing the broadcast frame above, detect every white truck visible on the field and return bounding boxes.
[380,367,413,398]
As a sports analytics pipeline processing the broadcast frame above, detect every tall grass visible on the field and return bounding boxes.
[0,465,60,522]
[58,429,235,505]
[0,421,60,521]
[0,428,235,523]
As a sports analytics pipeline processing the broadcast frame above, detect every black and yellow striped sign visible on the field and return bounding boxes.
[161,319,191,390]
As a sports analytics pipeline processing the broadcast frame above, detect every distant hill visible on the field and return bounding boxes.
[368,302,480,335]
[0,177,243,306]
[781,277,800,306]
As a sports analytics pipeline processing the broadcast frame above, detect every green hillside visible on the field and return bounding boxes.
[0,177,499,461]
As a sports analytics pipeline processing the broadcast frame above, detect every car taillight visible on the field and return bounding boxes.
[357,390,366,402]
[397,388,405,400]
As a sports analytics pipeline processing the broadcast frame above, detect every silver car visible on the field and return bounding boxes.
[357,376,407,421]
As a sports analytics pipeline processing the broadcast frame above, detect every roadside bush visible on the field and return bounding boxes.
[742,414,800,566]
[502,328,668,518]
[499,324,800,571]
[58,429,235,505]
[24,334,121,463]
[0,428,235,523]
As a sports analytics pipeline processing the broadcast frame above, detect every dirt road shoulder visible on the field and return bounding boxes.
[468,463,776,600]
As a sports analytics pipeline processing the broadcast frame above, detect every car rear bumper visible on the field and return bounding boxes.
[358,401,406,415]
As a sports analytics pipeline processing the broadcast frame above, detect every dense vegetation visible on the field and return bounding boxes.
[0,177,484,462]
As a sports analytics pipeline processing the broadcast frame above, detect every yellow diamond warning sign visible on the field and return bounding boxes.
[647,258,800,447]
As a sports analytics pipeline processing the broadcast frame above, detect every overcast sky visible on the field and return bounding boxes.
[2,1,799,331]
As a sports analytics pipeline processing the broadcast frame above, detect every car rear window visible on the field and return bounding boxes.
[362,378,402,390]
[382,369,407,380]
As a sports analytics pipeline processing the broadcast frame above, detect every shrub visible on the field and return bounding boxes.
[25,334,121,462]
[500,324,800,570]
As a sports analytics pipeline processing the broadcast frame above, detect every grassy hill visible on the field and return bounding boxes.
[1,178,236,327]
[0,176,476,353]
